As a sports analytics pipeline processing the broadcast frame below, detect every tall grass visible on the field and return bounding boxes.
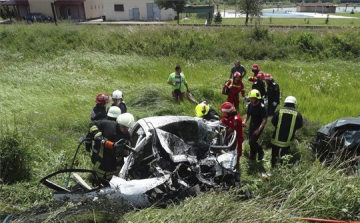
[0,24,359,221]
[1,24,360,61]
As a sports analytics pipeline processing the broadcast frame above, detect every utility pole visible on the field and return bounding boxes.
[51,1,58,26]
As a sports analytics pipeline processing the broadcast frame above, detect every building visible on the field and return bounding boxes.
[1,0,29,18]
[103,0,175,21]
[0,0,175,21]
[0,0,103,21]
[296,3,336,13]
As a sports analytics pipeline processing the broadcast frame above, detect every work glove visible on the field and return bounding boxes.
[114,139,132,157]
[272,102,278,106]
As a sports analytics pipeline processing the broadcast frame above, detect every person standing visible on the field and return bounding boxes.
[264,74,280,116]
[250,64,260,78]
[220,102,244,171]
[111,90,127,114]
[91,93,110,121]
[230,60,247,80]
[251,72,266,98]
[242,89,268,161]
[167,65,189,102]
[89,113,135,185]
[271,96,303,168]
[223,71,246,111]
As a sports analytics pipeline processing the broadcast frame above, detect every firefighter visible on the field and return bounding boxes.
[251,64,260,78]
[242,89,268,161]
[195,101,220,121]
[167,65,189,102]
[271,96,303,168]
[251,72,266,98]
[91,93,110,121]
[230,60,247,80]
[107,106,122,121]
[220,102,244,171]
[89,113,135,185]
[264,74,280,116]
[223,71,246,111]
[111,90,127,114]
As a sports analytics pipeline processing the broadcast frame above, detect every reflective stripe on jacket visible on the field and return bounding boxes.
[271,107,303,147]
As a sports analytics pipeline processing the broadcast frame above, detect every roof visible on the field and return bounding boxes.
[317,117,360,136]
[2,0,29,5]
[54,0,85,5]
[297,3,336,7]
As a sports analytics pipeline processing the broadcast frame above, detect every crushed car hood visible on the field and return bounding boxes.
[317,117,360,149]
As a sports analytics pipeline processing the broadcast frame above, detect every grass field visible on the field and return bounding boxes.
[0,24,359,222]
[173,13,360,27]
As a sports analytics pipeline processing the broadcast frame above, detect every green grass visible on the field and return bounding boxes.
[173,13,360,27]
[0,24,359,222]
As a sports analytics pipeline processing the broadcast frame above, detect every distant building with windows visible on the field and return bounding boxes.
[0,0,103,21]
[103,0,175,21]
[0,0,175,21]
[296,2,337,13]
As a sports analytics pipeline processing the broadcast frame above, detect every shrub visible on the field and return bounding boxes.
[0,132,31,184]
[213,12,222,24]
[251,24,270,41]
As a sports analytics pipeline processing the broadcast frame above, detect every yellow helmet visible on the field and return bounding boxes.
[248,89,262,99]
[195,103,210,117]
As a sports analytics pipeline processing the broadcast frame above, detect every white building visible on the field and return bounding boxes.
[103,0,175,21]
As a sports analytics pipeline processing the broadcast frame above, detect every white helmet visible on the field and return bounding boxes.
[107,106,121,119]
[116,113,135,128]
[112,90,123,99]
[284,96,297,104]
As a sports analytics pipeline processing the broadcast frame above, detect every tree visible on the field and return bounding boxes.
[214,11,222,24]
[155,0,186,24]
[238,0,263,26]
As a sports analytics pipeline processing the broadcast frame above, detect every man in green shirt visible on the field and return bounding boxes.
[167,65,189,102]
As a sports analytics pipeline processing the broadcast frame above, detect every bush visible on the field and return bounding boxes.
[0,132,31,184]
[251,24,270,41]
[213,12,222,24]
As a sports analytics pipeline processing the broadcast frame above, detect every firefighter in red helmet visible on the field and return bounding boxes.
[220,102,244,171]
[264,74,280,116]
[91,93,110,121]
[222,71,246,111]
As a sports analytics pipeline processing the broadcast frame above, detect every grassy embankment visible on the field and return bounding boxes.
[0,24,359,222]
[174,14,360,26]
[174,10,360,26]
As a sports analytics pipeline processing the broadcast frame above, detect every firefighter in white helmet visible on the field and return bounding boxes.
[111,90,127,114]
[107,106,122,121]
[88,113,135,185]
[271,96,303,168]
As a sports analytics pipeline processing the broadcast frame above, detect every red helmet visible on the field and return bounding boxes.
[257,71,265,80]
[264,73,274,81]
[220,102,235,114]
[252,64,260,71]
[95,93,110,104]
[233,71,241,78]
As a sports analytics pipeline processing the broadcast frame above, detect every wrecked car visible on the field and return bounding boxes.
[312,116,360,163]
[40,116,239,208]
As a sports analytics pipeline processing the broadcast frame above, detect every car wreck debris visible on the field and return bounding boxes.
[40,116,240,207]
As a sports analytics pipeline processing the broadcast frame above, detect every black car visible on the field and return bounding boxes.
[24,13,53,23]
[312,117,360,163]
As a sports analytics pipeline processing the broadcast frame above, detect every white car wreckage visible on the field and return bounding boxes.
[40,116,240,208]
